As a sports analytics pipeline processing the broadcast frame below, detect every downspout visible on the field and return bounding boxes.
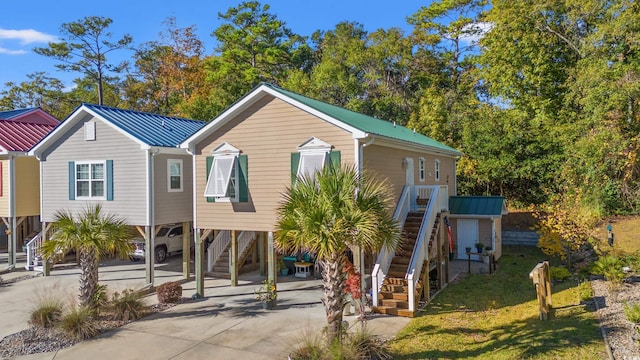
[358,136,374,292]
[145,148,157,287]
[8,154,16,268]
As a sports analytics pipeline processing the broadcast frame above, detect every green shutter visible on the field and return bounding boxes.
[106,160,114,201]
[238,155,248,202]
[68,161,75,200]
[291,152,300,185]
[330,151,341,171]
[206,156,215,203]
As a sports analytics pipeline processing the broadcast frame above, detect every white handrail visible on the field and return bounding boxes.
[407,186,448,311]
[25,232,42,271]
[235,231,257,266]
[372,185,410,307]
[207,230,231,272]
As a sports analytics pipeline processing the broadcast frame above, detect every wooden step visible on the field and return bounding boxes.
[371,306,416,318]
[381,298,408,308]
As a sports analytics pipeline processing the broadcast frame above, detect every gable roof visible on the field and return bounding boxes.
[0,121,58,153]
[181,83,462,156]
[30,103,205,158]
[0,108,36,120]
[449,196,508,217]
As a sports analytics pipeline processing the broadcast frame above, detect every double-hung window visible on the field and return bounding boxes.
[434,159,440,182]
[205,143,248,203]
[168,159,183,192]
[76,161,106,199]
[418,157,425,182]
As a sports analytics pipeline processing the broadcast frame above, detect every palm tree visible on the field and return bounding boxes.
[275,165,400,344]
[41,204,132,308]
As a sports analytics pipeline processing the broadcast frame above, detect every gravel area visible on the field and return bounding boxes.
[0,302,179,358]
[591,276,640,360]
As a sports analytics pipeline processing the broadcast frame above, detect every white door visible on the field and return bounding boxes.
[457,219,479,260]
[404,158,414,186]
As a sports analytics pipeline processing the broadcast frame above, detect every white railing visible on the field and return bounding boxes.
[25,232,43,271]
[372,185,410,306]
[406,186,448,312]
[231,231,257,268]
[207,230,231,272]
[438,185,449,211]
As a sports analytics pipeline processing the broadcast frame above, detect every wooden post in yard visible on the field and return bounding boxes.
[529,261,552,320]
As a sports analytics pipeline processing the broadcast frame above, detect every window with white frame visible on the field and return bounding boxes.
[76,161,105,199]
[167,159,183,192]
[418,157,425,182]
[204,143,240,202]
[296,137,331,179]
[434,159,440,182]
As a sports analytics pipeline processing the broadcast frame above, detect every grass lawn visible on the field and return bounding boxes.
[386,246,606,359]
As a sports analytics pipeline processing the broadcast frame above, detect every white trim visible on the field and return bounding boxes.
[204,143,241,202]
[74,160,106,200]
[434,159,440,182]
[418,157,425,182]
[167,159,183,192]
[84,121,96,141]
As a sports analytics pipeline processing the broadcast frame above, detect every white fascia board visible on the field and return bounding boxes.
[371,136,462,158]
[448,214,499,220]
[180,84,368,151]
[141,145,190,155]
[29,105,149,159]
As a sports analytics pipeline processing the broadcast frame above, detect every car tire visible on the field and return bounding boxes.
[155,246,168,263]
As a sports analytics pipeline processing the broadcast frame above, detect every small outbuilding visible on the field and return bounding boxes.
[448,196,508,261]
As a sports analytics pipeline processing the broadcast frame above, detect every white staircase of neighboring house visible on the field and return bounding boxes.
[24,232,43,272]
[206,231,258,278]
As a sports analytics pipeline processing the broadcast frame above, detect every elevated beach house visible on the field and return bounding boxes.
[0,108,59,270]
[29,104,204,285]
[180,83,462,317]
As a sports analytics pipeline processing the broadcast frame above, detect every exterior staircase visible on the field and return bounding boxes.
[207,231,257,278]
[372,212,442,317]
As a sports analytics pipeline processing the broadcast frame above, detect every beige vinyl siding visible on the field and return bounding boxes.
[153,154,193,225]
[15,156,40,217]
[0,159,8,216]
[195,95,354,232]
[41,114,147,224]
[362,144,457,205]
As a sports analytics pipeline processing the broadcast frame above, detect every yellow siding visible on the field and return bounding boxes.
[0,159,8,217]
[478,219,492,247]
[15,157,40,217]
[195,96,355,232]
[362,145,457,204]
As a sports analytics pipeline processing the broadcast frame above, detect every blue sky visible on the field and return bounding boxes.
[0,0,431,90]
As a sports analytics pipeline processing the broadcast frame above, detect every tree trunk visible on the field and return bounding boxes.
[321,254,348,344]
[78,246,99,308]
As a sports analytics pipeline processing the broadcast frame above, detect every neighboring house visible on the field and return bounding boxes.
[0,108,59,270]
[180,83,462,316]
[448,196,508,261]
[29,104,205,284]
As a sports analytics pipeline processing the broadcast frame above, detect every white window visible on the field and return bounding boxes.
[204,143,240,202]
[434,159,440,182]
[167,159,183,192]
[297,137,332,179]
[76,161,105,199]
[418,157,425,182]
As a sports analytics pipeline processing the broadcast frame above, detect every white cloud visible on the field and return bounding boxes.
[0,46,27,55]
[459,22,494,45]
[0,28,57,45]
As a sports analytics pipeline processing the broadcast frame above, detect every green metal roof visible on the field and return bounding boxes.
[449,196,507,216]
[265,84,461,156]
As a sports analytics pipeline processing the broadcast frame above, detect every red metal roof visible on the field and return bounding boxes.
[0,121,57,152]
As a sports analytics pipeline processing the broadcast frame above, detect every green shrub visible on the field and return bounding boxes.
[347,326,391,360]
[289,330,324,360]
[592,255,625,285]
[29,298,64,328]
[110,289,147,322]
[157,281,182,304]
[58,305,99,340]
[578,281,593,302]
[92,284,109,312]
[550,266,571,282]
[289,326,390,360]
[624,302,640,324]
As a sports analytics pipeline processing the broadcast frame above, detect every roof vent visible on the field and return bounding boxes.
[393,121,396,127]
[161,120,165,128]
[413,128,416,134]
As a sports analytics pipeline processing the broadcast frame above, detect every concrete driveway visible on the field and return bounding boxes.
[1,255,411,360]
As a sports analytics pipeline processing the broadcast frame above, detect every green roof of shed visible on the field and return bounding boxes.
[449,196,507,216]
[265,84,461,156]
